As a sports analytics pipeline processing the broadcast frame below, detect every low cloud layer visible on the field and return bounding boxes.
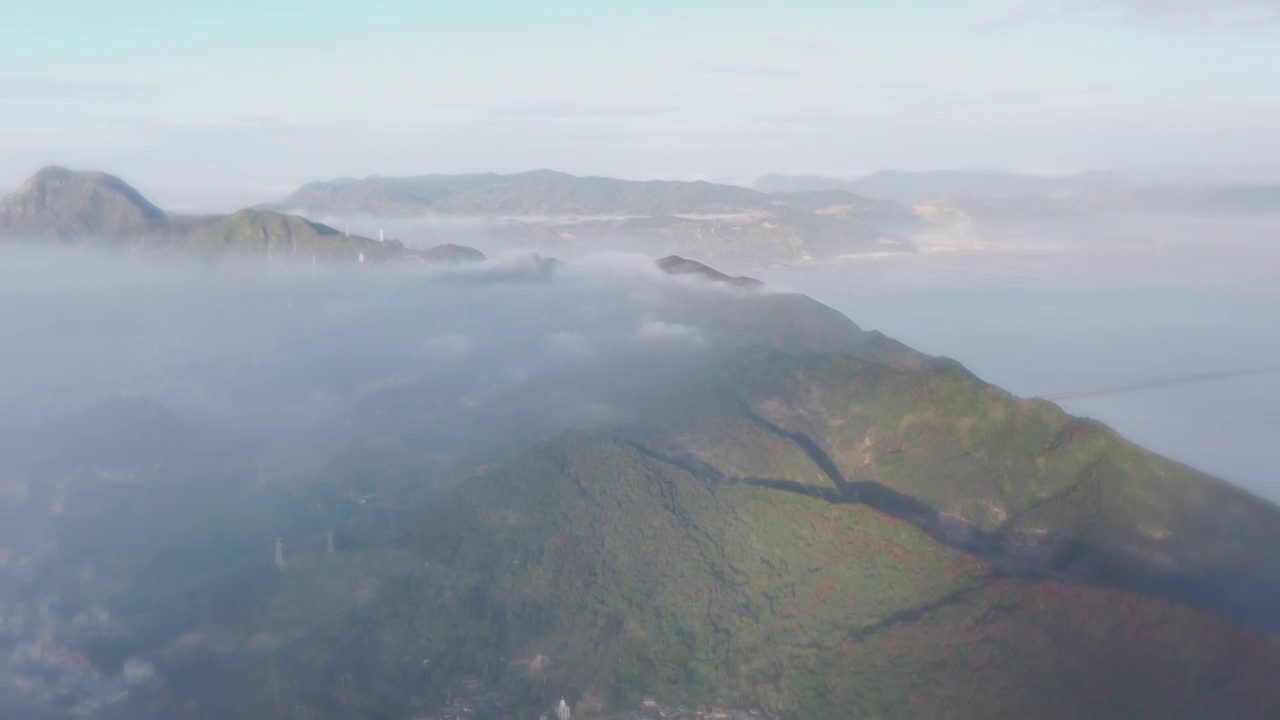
[633,316,710,347]
[0,250,781,707]
[0,249,766,476]
[0,76,156,102]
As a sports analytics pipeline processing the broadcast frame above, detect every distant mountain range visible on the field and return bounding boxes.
[0,166,485,266]
[754,170,1130,200]
[251,168,1280,269]
[265,169,933,221]
[270,167,1280,217]
[756,170,1280,214]
[7,164,1275,272]
[270,169,772,217]
[262,170,943,266]
[1092,183,1280,215]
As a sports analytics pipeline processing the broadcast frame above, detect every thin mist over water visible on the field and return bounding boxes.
[760,215,1280,502]
[45,207,1263,501]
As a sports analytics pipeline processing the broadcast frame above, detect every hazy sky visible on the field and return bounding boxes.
[2,0,1278,208]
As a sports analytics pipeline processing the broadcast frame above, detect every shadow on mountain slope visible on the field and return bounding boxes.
[633,394,1280,633]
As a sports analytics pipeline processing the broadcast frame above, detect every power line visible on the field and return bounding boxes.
[1041,365,1280,402]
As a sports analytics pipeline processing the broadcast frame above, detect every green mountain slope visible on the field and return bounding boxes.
[391,429,1280,719]
[4,255,1278,719]
[170,267,1280,718]
[140,209,434,265]
[351,267,1280,717]
[704,347,1280,627]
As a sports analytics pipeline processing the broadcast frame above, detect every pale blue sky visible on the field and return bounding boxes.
[2,0,1278,208]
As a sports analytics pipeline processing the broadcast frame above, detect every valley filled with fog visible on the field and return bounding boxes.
[0,249,794,716]
[1,208,1278,718]
[298,209,1280,502]
[7,0,1280,715]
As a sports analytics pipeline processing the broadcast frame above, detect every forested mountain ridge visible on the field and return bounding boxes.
[1,252,1277,719]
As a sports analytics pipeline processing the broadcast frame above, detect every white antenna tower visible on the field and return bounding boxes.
[379,228,385,242]
[358,252,365,265]
[274,537,287,570]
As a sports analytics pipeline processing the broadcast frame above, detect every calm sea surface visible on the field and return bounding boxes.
[762,225,1280,503]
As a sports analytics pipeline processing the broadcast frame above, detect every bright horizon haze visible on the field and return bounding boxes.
[2,0,1279,210]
